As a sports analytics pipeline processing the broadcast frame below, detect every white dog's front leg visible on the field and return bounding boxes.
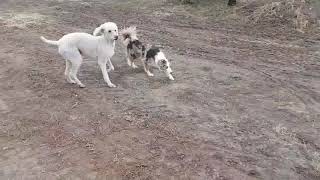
[98,58,116,88]
[107,59,115,72]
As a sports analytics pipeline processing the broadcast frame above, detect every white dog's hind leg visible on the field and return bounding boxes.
[98,57,116,88]
[60,48,84,87]
[64,60,75,84]
[70,60,85,88]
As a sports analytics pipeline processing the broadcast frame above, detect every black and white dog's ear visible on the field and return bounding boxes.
[93,25,104,36]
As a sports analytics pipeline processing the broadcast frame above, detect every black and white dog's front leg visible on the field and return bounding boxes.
[126,49,138,68]
[126,48,132,67]
[131,61,138,69]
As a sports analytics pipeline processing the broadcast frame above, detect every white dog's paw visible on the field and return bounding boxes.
[107,83,116,88]
[147,72,154,77]
[168,75,174,81]
[67,79,76,84]
[79,84,86,88]
[66,77,76,84]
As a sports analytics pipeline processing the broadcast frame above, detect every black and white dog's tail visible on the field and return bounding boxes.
[120,26,138,46]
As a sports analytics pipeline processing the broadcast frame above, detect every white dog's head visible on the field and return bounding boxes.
[93,22,119,41]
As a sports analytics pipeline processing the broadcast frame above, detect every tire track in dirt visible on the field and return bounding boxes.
[0,0,320,179]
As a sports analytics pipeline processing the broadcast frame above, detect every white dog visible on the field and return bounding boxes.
[40,22,119,88]
[120,26,174,80]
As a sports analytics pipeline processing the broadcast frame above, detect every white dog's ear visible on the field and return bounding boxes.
[93,26,104,36]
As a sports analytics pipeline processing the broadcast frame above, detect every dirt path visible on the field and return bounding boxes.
[0,0,319,179]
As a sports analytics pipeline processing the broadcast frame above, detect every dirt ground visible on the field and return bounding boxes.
[0,0,320,179]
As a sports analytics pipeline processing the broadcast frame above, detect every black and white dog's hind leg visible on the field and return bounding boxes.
[142,58,154,77]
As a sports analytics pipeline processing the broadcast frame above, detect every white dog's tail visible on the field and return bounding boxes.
[120,26,138,46]
[40,36,59,46]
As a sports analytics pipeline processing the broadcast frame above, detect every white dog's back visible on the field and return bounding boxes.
[41,33,103,58]
[60,33,100,57]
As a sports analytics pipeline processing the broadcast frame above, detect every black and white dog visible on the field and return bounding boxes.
[120,26,174,80]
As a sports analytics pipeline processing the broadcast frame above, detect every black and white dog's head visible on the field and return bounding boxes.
[120,26,146,60]
[146,47,174,80]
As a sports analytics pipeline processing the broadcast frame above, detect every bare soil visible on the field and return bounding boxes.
[0,0,320,179]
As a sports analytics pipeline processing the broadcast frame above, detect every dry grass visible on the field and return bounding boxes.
[172,0,318,32]
[246,0,311,32]
[171,0,234,21]
[0,12,47,29]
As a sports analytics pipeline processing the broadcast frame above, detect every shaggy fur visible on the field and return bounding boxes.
[145,46,174,80]
[120,26,174,80]
[40,22,119,88]
[120,26,145,68]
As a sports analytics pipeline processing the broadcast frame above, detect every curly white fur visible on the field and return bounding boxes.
[40,22,119,88]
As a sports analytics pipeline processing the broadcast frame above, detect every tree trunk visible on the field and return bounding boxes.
[228,0,236,6]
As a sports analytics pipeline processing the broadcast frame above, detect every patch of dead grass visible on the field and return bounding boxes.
[0,12,48,29]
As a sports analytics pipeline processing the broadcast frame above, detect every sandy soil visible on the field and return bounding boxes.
[0,0,320,179]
